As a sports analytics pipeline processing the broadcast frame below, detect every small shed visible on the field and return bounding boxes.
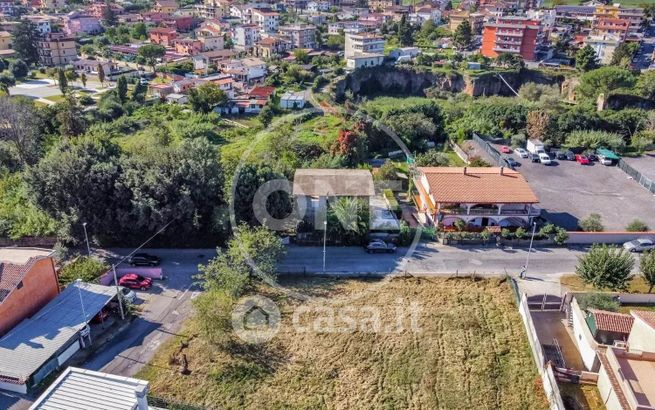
[586,309,634,345]
[280,92,306,109]
[166,93,188,104]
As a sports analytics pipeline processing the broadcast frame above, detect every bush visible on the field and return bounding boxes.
[577,293,620,312]
[468,156,491,167]
[576,245,634,290]
[565,130,624,150]
[579,213,604,232]
[553,228,569,245]
[58,256,109,286]
[626,219,649,232]
[383,188,400,215]
[510,133,526,148]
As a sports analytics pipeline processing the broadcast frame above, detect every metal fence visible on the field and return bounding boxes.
[472,133,502,165]
[617,158,655,194]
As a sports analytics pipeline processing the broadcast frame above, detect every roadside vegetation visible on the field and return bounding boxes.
[138,277,548,409]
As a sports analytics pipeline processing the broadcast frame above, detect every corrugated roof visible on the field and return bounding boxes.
[30,367,148,410]
[589,309,634,334]
[0,282,117,382]
[418,167,539,204]
[293,169,375,197]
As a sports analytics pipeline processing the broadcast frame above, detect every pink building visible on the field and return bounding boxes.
[64,12,102,35]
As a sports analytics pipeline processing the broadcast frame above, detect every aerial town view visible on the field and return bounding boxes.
[2,0,655,408]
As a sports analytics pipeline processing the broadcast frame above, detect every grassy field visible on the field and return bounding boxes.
[138,277,547,410]
[560,275,654,294]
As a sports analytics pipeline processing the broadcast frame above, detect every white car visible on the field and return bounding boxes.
[598,155,612,166]
[623,239,655,253]
[538,152,552,165]
[514,147,529,158]
[119,286,137,304]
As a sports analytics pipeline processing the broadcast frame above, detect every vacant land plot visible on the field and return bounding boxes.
[622,153,655,182]
[510,153,655,230]
[138,277,547,410]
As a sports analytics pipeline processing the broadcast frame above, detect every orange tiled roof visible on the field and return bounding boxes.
[418,167,539,204]
[589,309,634,334]
[631,310,655,331]
[0,258,36,303]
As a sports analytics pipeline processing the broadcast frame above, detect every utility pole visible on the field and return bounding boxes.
[322,220,327,273]
[82,222,91,257]
[523,221,537,278]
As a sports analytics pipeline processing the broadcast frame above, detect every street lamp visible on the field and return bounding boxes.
[112,264,125,320]
[322,220,327,273]
[522,222,538,279]
[82,222,91,257]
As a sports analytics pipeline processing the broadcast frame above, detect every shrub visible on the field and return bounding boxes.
[468,156,491,167]
[577,293,620,312]
[626,219,649,232]
[553,228,569,245]
[579,213,604,232]
[576,245,634,290]
[515,227,526,240]
[58,256,109,286]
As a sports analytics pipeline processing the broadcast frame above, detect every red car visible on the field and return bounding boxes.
[501,146,511,153]
[118,273,153,291]
[575,154,590,165]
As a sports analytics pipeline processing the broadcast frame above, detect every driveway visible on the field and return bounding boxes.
[82,248,215,377]
[496,147,655,230]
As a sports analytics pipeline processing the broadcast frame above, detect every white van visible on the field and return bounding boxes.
[538,152,552,165]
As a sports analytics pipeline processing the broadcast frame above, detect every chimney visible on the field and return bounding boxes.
[500,166,504,175]
[463,166,467,175]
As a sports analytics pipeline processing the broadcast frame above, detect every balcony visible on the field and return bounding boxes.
[496,30,523,37]
[493,46,520,53]
[439,206,540,217]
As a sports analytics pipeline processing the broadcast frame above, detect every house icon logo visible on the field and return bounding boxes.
[232,295,281,344]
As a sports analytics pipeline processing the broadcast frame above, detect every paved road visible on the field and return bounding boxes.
[279,243,592,276]
[83,248,215,377]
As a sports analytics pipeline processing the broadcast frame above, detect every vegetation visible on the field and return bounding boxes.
[626,219,649,232]
[578,213,604,232]
[138,277,547,409]
[577,293,620,313]
[575,245,634,291]
[58,256,109,286]
[640,251,655,293]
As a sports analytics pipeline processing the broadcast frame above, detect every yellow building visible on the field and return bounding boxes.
[0,31,12,50]
[38,33,77,66]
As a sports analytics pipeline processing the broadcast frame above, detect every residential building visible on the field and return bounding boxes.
[0,31,11,50]
[346,53,384,69]
[368,0,400,11]
[448,11,485,34]
[192,3,223,19]
[118,13,143,23]
[592,17,629,41]
[223,57,266,83]
[149,27,179,46]
[206,73,234,97]
[24,15,52,35]
[594,4,644,34]
[307,1,330,12]
[328,21,362,35]
[280,91,306,109]
[481,16,541,61]
[252,8,279,33]
[409,6,441,25]
[72,58,113,75]
[30,367,151,410]
[64,12,102,36]
[584,33,621,65]
[166,93,189,104]
[284,0,308,10]
[196,30,224,51]
[254,36,290,58]
[0,248,57,338]
[344,32,385,69]
[33,0,64,10]
[86,2,123,19]
[585,309,633,345]
[628,310,655,352]
[233,24,259,51]
[174,38,203,55]
[279,24,317,49]
[37,32,77,66]
[413,167,540,228]
[155,0,178,13]
[554,5,595,22]
[0,282,117,393]
[192,49,236,71]
[164,15,195,32]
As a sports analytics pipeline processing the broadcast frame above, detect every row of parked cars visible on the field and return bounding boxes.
[502,146,613,167]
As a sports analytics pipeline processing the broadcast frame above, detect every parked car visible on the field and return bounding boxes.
[529,152,540,163]
[128,253,161,266]
[538,152,552,165]
[598,155,613,166]
[120,286,137,304]
[555,151,567,160]
[565,151,575,161]
[514,147,529,158]
[366,240,397,253]
[623,239,655,253]
[502,157,518,169]
[500,146,511,154]
[118,273,153,291]
[575,154,590,165]
[91,307,110,324]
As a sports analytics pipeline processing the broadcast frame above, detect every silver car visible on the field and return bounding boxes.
[514,147,529,158]
[623,239,655,253]
[120,286,137,303]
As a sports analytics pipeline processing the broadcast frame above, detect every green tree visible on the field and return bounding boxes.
[80,72,87,88]
[97,63,105,86]
[130,22,148,40]
[192,289,235,344]
[641,251,655,293]
[326,34,344,50]
[9,59,28,79]
[576,244,634,290]
[64,68,78,86]
[230,163,292,226]
[626,219,649,232]
[327,197,370,245]
[0,71,15,91]
[579,213,604,232]
[131,80,146,103]
[636,70,655,100]
[576,66,635,100]
[397,14,413,46]
[610,42,638,67]
[577,293,620,312]
[138,44,166,73]
[56,94,86,137]
[293,48,310,63]
[58,256,109,286]
[565,130,624,150]
[495,53,525,69]
[12,20,39,65]
[116,76,128,103]
[575,45,599,72]
[0,96,42,166]
[188,82,227,114]
[526,110,554,141]
[102,1,117,26]
[453,20,472,50]
[57,69,68,94]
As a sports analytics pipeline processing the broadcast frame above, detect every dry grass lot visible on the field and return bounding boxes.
[138,277,547,410]
[561,275,654,294]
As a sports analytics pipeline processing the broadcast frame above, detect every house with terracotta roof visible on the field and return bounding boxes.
[414,167,540,229]
[595,310,655,410]
[149,27,179,46]
[0,248,58,337]
[586,309,633,345]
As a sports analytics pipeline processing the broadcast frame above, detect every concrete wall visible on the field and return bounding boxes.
[0,380,26,394]
[597,364,621,410]
[627,315,655,352]
[0,257,59,337]
[567,231,655,245]
[570,297,599,371]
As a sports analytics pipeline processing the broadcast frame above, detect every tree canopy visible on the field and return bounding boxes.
[576,245,634,291]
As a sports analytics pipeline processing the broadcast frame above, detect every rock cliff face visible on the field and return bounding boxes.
[332,66,565,101]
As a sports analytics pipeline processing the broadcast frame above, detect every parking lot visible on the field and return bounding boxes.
[507,151,655,230]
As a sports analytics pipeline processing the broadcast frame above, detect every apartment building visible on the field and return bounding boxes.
[344,32,384,69]
[252,8,279,34]
[64,12,102,36]
[368,0,400,11]
[594,4,644,34]
[279,24,317,49]
[448,11,485,34]
[38,32,77,66]
[481,16,541,61]
[592,17,630,41]
[233,24,259,51]
[149,27,179,46]
[585,33,621,65]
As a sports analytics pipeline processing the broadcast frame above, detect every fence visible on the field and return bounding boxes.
[472,133,502,165]
[518,293,566,410]
[449,139,471,164]
[618,158,655,194]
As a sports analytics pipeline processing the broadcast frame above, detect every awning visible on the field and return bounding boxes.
[597,148,620,160]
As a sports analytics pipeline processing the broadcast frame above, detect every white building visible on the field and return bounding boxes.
[252,8,279,34]
[307,1,330,12]
[233,24,259,51]
[346,54,385,69]
[585,33,622,65]
[280,91,306,109]
[344,32,385,70]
